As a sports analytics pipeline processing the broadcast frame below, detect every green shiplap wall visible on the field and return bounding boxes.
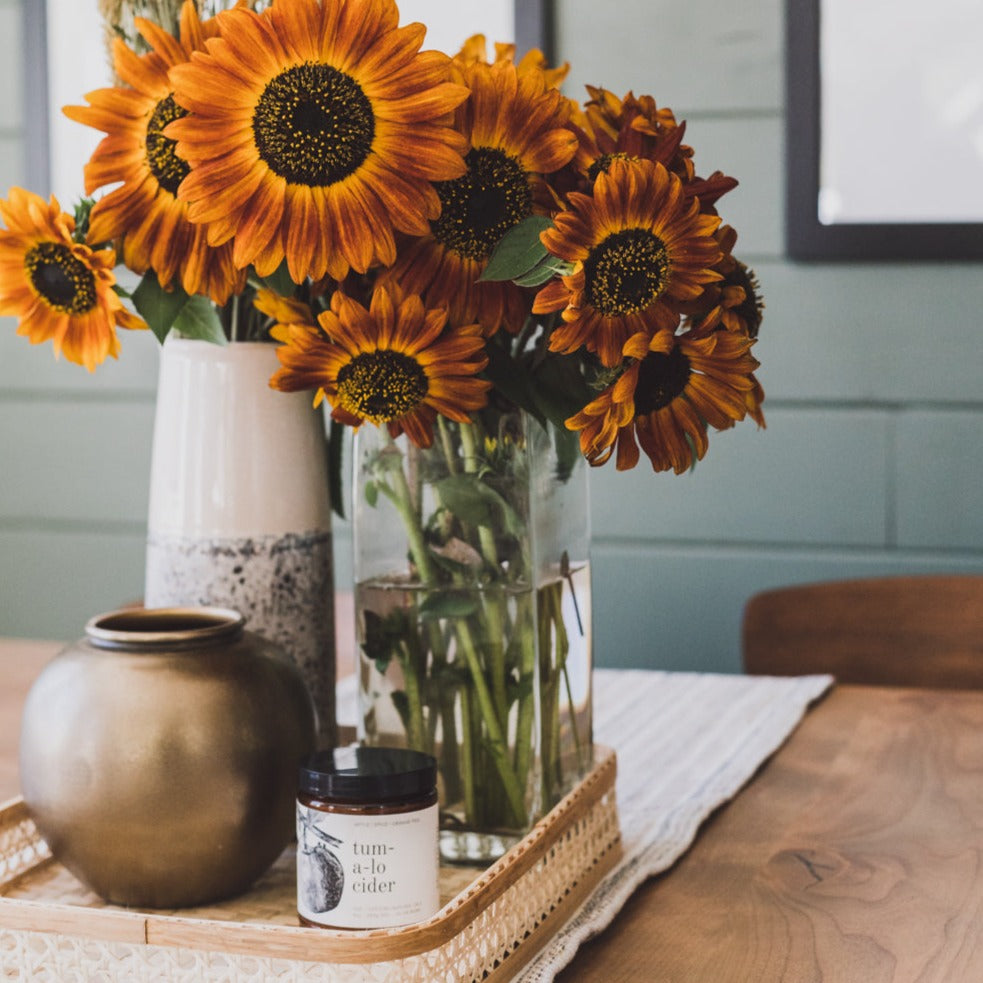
[2,0,982,672]
[556,0,983,670]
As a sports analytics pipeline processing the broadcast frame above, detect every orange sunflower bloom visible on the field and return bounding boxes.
[63,0,246,304]
[0,188,145,371]
[572,87,738,212]
[688,238,765,341]
[455,33,570,88]
[167,0,470,285]
[270,283,491,449]
[566,328,761,473]
[253,286,318,342]
[535,157,723,367]
[575,87,689,181]
[380,58,578,334]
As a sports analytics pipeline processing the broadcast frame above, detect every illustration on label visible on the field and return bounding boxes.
[297,811,344,914]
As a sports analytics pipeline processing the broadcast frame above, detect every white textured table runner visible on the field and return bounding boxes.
[514,669,833,982]
[337,668,832,982]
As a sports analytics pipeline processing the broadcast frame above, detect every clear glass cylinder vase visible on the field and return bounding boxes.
[353,409,592,863]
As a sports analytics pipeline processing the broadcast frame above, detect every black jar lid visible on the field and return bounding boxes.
[299,746,437,803]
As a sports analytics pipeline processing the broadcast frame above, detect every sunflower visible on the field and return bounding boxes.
[567,328,761,473]
[574,87,689,182]
[572,87,738,214]
[253,286,317,340]
[63,1,246,304]
[270,283,491,448]
[167,0,470,285]
[0,188,145,371]
[689,258,765,341]
[455,33,569,89]
[535,157,723,367]
[380,58,578,334]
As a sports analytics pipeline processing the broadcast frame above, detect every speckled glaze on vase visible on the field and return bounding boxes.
[18,607,317,908]
[144,337,336,746]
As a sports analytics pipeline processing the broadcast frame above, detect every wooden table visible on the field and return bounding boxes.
[5,641,983,980]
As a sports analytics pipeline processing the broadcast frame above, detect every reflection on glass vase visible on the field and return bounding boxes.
[354,408,592,863]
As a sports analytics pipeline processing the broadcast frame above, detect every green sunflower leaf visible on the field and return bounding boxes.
[528,352,594,430]
[328,417,347,519]
[435,474,523,537]
[132,271,192,344]
[482,342,545,426]
[418,591,479,620]
[479,215,553,282]
[254,259,296,297]
[512,257,572,288]
[364,479,378,508]
[684,431,701,473]
[551,424,583,484]
[172,294,228,346]
[72,198,95,244]
[512,260,559,288]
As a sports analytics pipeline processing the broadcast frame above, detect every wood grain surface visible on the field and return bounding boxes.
[557,685,983,982]
[743,575,983,688]
[0,638,57,801]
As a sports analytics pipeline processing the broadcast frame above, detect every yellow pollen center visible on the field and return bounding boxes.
[433,147,532,260]
[336,349,429,423]
[253,62,375,187]
[146,94,190,195]
[25,242,98,314]
[583,228,670,316]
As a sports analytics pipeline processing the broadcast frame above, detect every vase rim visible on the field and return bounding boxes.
[84,606,245,650]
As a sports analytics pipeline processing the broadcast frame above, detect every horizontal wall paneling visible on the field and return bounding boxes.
[556,0,782,114]
[589,406,891,548]
[592,543,983,673]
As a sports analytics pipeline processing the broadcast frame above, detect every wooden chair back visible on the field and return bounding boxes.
[742,575,983,688]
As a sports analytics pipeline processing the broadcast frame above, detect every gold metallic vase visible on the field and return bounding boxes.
[18,607,317,908]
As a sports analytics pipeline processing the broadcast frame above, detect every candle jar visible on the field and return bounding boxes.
[297,746,439,929]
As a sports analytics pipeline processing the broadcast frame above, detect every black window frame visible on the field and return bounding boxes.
[785,0,983,261]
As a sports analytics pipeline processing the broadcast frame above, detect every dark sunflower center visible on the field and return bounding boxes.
[587,152,633,183]
[633,347,691,415]
[252,62,375,186]
[733,262,763,339]
[146,94,190,195]
[25,242,98,314]
[432,147,532,260]
[583,228,670,316]
[336,350,428,422]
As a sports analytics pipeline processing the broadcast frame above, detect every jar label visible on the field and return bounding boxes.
[296,802,440,929]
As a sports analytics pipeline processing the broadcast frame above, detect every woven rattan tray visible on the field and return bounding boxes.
[0,746,619,982]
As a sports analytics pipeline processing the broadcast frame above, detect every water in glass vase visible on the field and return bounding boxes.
[356,566,592,863]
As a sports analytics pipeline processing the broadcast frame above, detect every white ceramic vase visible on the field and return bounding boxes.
[144,338,336,743]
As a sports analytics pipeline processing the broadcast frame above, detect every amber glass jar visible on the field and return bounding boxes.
[296,746,439,929]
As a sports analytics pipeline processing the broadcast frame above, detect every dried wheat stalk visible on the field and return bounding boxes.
[97,0,265,70]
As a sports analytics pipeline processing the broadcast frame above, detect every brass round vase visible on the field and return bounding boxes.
[18,607,317,908]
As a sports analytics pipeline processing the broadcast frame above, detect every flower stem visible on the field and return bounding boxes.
[399,639,427,752]
[454,616,526,825]
[460,682,477,823]
[382,459,436,585]
[513,592,537,789]
[457,421,509,724]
